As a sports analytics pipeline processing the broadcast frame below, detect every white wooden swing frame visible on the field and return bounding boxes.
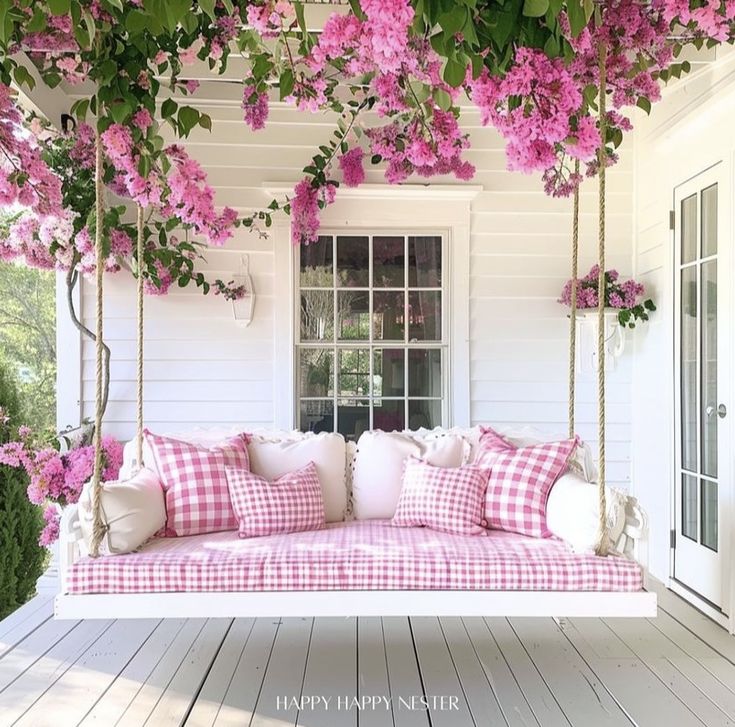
[54,43,657,620]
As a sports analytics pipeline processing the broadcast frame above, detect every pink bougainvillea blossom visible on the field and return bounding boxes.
[242,84,269,131]
[39,505,60,548]
[339,147,365,187]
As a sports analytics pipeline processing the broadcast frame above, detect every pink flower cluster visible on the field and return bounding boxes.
[339,147,365,187]
[559,265,647,310]
[290,178,336,245]
[656,0,735,41]
[246,1,294,39]
[242,83,269,131]
[0,84,64,217]
[0,428,124,545]
[74,225,134,275]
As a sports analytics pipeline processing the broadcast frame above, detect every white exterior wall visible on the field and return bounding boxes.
[60,96,634,488]
[631,48,735,582]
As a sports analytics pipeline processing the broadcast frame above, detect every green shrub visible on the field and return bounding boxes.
[0,363,45,620]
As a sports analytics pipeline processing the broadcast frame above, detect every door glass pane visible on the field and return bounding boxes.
[408,236,442,287]
[682,474,698,541]
[373,291,405,341]
[299,349,334,398]
[408,291,441,341]
[681,194,697,264]
[701,479,718,551]
[701,184,718,257]
[301,291,334,341]
[337,236,369,287]
[373,349,404,397]
[701,260,717,478]
[337,399,369,441]
[681,266,697,471]
[300,400,333,433]
[408,399,441,430]
[408,349,442,397]
[373,399,405,431]
[373,236,404,287]
[300,235,333,287]
[337,291,369,340]
[338,349,370,397]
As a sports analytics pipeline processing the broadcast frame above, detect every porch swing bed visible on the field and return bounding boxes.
[54,44,657,621]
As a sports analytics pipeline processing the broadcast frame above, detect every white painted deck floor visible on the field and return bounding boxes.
[1,582,735,726]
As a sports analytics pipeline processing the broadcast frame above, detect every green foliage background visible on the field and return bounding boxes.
[0,261,56,433]
[0,362,45,620]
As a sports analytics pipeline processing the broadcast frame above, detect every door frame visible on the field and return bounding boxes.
[669,156,735,630]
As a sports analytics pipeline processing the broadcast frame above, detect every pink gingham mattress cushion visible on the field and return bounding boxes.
[66,519,643,594]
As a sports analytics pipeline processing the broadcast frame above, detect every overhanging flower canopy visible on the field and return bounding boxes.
[0,0,732,264]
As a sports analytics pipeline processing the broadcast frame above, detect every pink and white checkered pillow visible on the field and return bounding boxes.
[392,457,489,536]
[476,427,578,538]
[225,461,325,538]
[144,429,250,537]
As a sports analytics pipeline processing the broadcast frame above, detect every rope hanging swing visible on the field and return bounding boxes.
[569,42,610,558]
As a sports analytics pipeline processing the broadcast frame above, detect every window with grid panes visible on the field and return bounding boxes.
[297,233,447,441]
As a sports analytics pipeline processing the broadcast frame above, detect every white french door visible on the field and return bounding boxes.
[673,164,731,611]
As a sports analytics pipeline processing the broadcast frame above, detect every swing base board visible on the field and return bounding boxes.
[54,589,657,620]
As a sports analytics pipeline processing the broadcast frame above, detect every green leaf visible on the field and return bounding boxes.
[293,1,306,33]
[438,7,467,37]
[48,0,71,16]
[522,0,548,18]
[161,98,177,118]
[12,65,34,90]
[636,96,652,114]
[198,113,212,131]
[566,0,589,37]
[199,0,215,19]
[279,68,295,100]
[443,57,466,88]
[434,87,452,111]
[177,105,200,136]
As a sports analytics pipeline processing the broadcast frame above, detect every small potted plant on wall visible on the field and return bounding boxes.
[560,266,656,328]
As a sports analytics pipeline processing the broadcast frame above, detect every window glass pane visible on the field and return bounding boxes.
[337,236,369,287]
[373,236,404,287]
[681,194,697,264]
[337,291,370,340]
[300,400,333,433]
[408,400,441,430]
[337,399,369,441]
[338,349,370,397]
[681,266,697,471]
[299,348,334,398]
[408,349,441,397]
[373,291,405,341]
[701,479,718,551]
[682,474,697,541]
[373,349,404,397]
[409,291,441,341]
[301,291,334,341]
[408,236,441,287]
[701,184,717,257]
[374,399,405,431]
[300,235,333,287]
[701,260,717,478]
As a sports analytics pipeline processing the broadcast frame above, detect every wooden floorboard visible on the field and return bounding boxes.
[509,618,633,727]
[1,587,735,727]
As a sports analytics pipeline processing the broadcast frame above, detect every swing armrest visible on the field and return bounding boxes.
[59,505,85,594]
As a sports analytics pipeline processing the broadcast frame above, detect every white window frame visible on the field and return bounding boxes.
[271,183,481,431]
[295,229,448,434]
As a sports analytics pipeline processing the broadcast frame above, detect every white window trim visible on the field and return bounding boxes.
[271,183,480,430]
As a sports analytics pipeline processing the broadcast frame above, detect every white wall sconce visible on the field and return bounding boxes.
[232,254,255,327]
[575,309,626,374]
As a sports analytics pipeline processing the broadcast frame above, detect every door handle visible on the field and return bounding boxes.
[706,404,727,419]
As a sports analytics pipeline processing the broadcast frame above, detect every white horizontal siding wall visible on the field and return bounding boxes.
[71,93,634,487]
[631,47,735,582]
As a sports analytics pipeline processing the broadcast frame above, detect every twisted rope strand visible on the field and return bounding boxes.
[568,160,580,440]
[89,119,107,558]
[135,205,145,472]
[596,41,610,557]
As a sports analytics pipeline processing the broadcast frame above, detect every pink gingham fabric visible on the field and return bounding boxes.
[144,429,250,537]
[66,520,644,594]
[226,462,325,538]
[392,457,489,536]
[476,427,578,538]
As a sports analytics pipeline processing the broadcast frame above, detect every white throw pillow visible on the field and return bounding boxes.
[545,471,626,553]
[78,467,166,555]
[352,430,469,520]
[247,432,347,523]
